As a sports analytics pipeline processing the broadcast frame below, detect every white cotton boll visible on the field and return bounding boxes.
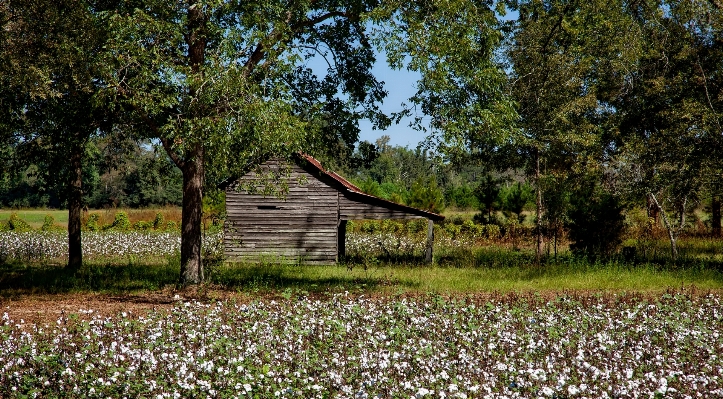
[568,385,579,395]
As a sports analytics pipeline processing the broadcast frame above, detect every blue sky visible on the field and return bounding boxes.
[304,52,426,149]
[356,60,426,148]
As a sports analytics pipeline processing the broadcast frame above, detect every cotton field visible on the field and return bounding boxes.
[2,293,722,398]
[0,229,473,264]
[0,231,224,262]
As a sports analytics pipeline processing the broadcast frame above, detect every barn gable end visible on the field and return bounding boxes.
[223,155,444,264]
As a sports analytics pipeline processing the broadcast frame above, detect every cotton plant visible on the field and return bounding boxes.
[1,293,721,398]
[0,231,223,262]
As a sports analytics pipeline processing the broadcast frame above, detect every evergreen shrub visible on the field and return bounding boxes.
[567,187,625,258]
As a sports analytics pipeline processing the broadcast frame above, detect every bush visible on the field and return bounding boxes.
[4,213,32,232]
[110,211,131,231]
[84,213,102,231]
[153,212,165,230]
[406,219,427,234]
[41,214,63,231]
[460,220,483,237]
[444,223,462,239]
[360,220,380,233]
[133,220,154,231]
[482,224,501,239]
[567,187,625,258]
[380,220,404,234]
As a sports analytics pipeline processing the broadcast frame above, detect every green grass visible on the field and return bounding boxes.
[2,225,722,297]
[4,254,721,298]
[0,258,179,297]
[207,259,723,294]
[0,209,68,229]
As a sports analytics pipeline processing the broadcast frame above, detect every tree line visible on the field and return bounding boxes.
[1,139,183,209]
[2,0,722,284]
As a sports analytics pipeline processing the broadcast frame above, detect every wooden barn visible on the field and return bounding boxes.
[222,154,445,264]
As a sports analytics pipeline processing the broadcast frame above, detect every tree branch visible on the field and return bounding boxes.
[242,10,348,77]
[128,101,186,169]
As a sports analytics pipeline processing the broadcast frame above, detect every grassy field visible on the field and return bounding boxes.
[1,247,721,298]
[0,209,69,229]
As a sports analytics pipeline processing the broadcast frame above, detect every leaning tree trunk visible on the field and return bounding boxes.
[67,143,84,271]
[650,193,685,261]
[179,144,204,285]
[535,150,544,265]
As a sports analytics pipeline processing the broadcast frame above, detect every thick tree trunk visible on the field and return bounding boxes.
[67,145,83,271]
[712,195,721,237]
[179,146,204,285]
[176,0,207,286]
[535,150,544,264]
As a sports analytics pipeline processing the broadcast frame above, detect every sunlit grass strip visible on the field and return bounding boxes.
[0,210,69,229]
[214,262,723,293]
[1,293,722,398]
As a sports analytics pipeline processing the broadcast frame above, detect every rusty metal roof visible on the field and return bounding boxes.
[298,153,445,221]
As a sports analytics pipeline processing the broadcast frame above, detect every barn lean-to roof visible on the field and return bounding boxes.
[296,153,445,222]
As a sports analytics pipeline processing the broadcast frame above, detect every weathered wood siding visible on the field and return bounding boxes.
[224,163,339,264]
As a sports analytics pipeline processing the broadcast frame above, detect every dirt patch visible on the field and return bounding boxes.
[0,286,254,326]
[2,285,717,327]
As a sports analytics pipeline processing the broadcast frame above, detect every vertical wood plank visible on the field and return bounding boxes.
[425,219,434,264]
[337,219,347,261]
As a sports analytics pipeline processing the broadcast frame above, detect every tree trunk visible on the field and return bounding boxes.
[667,228,679,260]
[712,195,721,237]
[67,144,83,271]
[179,146,204,285]
[535,150,544,264]
[177,0,207,286]
[650,193,684,261]
[646,192,661,237]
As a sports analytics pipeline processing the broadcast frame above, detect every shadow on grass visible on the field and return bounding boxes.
[0,260,179,297]
[208,263,406,293]
[0,260,410,297]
